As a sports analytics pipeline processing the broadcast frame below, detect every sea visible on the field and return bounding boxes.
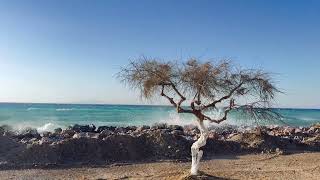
[0,103,319,132]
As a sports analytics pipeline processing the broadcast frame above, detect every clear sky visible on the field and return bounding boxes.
[0,0,319,108]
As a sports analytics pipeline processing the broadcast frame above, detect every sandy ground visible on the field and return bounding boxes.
[0,152,319,180]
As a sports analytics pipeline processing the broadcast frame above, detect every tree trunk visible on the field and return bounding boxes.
[190,119,208,175]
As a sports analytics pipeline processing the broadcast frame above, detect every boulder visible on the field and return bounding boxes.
[98,129,113,139]
[115,127,126,134]
[151,123,167,130]
[70,124,96,133]
[61,129,76,138]
[135,125,150,132]
[41,131,51,137]
[0,125,12,135]
[54,128,62,134]
[16,128,41,140]
[168,125,184,131]
[39,137,54,145]
[86,132,99,139]
[96,126,116,133]
[72,132,87,139]
[171,130,184,136]
[294,128,302,134]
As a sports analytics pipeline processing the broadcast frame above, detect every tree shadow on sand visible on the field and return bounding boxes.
[180,171,233,180]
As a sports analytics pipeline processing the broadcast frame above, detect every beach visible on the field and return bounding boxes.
[1,153,319,179]
[0,104,319,179]
[1,122,320,179]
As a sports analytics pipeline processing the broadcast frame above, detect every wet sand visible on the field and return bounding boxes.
[1,152,319,180]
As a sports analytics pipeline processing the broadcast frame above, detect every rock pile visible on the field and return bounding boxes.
[0,123,319,168]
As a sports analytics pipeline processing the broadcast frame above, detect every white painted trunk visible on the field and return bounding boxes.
[190,120,208,175]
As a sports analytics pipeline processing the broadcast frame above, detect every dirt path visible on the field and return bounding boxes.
[1,152,319,180]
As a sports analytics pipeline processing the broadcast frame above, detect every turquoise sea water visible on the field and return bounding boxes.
[0,103,319,132]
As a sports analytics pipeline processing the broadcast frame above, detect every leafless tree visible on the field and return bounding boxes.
[118,57,281,175]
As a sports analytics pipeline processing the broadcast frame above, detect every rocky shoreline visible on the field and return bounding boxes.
[0,123,319,169]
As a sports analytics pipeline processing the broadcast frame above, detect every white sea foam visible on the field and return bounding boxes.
[36,123,57,133]
[56,108,74,111]
[164,112,195,126]
[27,107,40,111]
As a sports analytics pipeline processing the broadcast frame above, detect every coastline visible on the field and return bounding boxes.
[0,123,319,170]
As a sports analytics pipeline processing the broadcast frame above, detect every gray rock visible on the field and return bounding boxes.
[135,125,150,132]
[171,130,184,136]
[72,132,87,139]
[115,127,126,134]
[70,124,96,132]
[152,123,167,129]
[0,125,12,135]
[96,126,116,133]
[168,125,184,131]
[85,132,99,139]
[61,129,76,138]
[54,128,62,134]
[16,128,40,139]
[41,131,51,137]
[39,137,54,145]
[294,128,302,134]
[99,129,113,139]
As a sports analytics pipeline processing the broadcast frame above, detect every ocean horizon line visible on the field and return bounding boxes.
[0,101,319,110]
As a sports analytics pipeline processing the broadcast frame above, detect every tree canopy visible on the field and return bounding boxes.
[119,57,281,124]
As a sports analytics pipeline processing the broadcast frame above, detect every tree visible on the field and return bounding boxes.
[118,57,281,175]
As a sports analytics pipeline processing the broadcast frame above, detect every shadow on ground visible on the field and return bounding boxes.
[179,171,233,180]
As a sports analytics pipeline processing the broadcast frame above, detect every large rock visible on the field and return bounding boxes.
[168,125,184,131]
[135,125,150,132]
[69,124,96,133]
[0,125,12,136]
[15,128,41,140]
[96,126,116,133]
[151,123,167,130]
[98,129,113,139]
[61,129,76,138]
[54,128,62,134]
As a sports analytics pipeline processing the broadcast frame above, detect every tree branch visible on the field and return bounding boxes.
[203,99,235,124]
[161,85,193,114]
[201,82,243,110]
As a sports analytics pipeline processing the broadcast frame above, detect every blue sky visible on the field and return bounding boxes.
[0,0,319,108]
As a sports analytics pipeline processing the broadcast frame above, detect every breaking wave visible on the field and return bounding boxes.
[56,108,74,111]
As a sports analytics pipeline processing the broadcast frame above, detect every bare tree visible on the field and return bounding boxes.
[118,57,281,175]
